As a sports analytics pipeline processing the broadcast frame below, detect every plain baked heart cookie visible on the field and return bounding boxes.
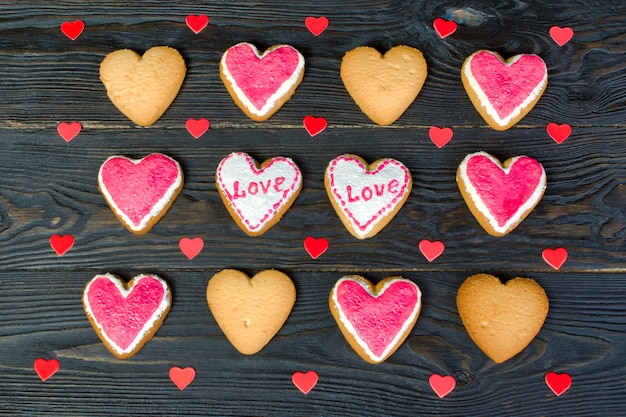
[98,153,183,234]
[216,152,302,236]
[329,275,422,364]
[100,46,186,126]
[457,151,546,236]
[220,42,305,121]
[461,50,547,130]
[83,273,172,359]
[206,269,296,355]
[325,154,412,239]
[340,45,427,125]
[456,273,549,363]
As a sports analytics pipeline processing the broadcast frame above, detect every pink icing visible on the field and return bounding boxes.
[468,51,546,119]
[86,276,166,350]
[334,278,420,359]
[99,154,181,228]
[223,43,301,111]
[465,154,544,227]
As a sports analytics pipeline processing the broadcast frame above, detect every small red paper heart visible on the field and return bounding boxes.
[428,126,453,148]
[549,26,574,46]
[57,122,82,142]
[303,115,328,137]
[545,372,572,396]
[433,18,457,39]
[60,20,84,40]
[169,366,196,390]
[50,234,75,256]
[292,370,318,394]
[186,118,210,139]
[542,247,568,270]
[419,240,445,262]
[305,16,328,36]
[34,358,60,381]
[186,14,209,34]
[179,237,204,260]
[546,122,572,144]
[429,374,456,398]
[304,236,329,259]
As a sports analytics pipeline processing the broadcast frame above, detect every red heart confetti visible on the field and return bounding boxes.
[50,234,75,256]
[57,122,82,142]
[546,122,572,144]
[179,237,204,260]
[186,118,210,139]
[34,358,60,381]
[419,240,445,262]
[305,16,329,36]
[433,18,457,39]
[304,236,329,259]
[545,372,572,396]
[186,14,209,34]
[549,26,574,46]
[542,247,568,270]
[303,115,328,137]
[60,20,84,40]
[428,126,453,148]
[429,374,456,398]
[169,366,196,390]
[292,370,318,394]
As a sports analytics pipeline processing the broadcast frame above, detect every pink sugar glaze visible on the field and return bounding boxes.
[469,51,546,119]
[466,155,544,227]
[224,44,301,111]
[336,279,419,358]
[86,276,165,350]
[100,154,180,227]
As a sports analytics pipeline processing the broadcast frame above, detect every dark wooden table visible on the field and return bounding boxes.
[1,1,625,415]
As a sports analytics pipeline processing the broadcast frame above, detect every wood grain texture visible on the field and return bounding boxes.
[0,1,624,416]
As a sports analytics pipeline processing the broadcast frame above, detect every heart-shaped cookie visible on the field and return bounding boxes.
[100,46,186,126]
[456,273,549,363]
[220,43,305,121]
[83,273,172,359]
[457,151,546,236]
[340,45,427,125]
[325,154,411,239]
[462,50,547,130]
[216,152,302,236]
[330,275,421,364]
[98,153,183,234]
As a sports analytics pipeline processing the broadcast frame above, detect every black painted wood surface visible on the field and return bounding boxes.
[0,1,625,416]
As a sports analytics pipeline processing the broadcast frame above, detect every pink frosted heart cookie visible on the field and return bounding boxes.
[216,152,302,236]
[457,151,546,236]
[83,273,171,359]
[98,153,183,234]
[462,50,547,130]
[329,275,422,364]
[325,154,412,239]
[220,42,305,121]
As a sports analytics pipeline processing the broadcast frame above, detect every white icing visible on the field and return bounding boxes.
[457,151,547,234]
[221,42,305,118]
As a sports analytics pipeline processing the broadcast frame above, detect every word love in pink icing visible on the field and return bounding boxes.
[330,276,422,364]
[98,154,183,234]
[216,152,302,236]
[83,274,171,359]
[325,155,411,239]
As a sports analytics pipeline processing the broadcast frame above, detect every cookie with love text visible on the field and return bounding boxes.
[100,46,186,126]
[329,275,422,364]
[220,42,305,121]
[457,151,546,236]
[83,273,171,359]
[325,154,412,239]
[457,273,549,363]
